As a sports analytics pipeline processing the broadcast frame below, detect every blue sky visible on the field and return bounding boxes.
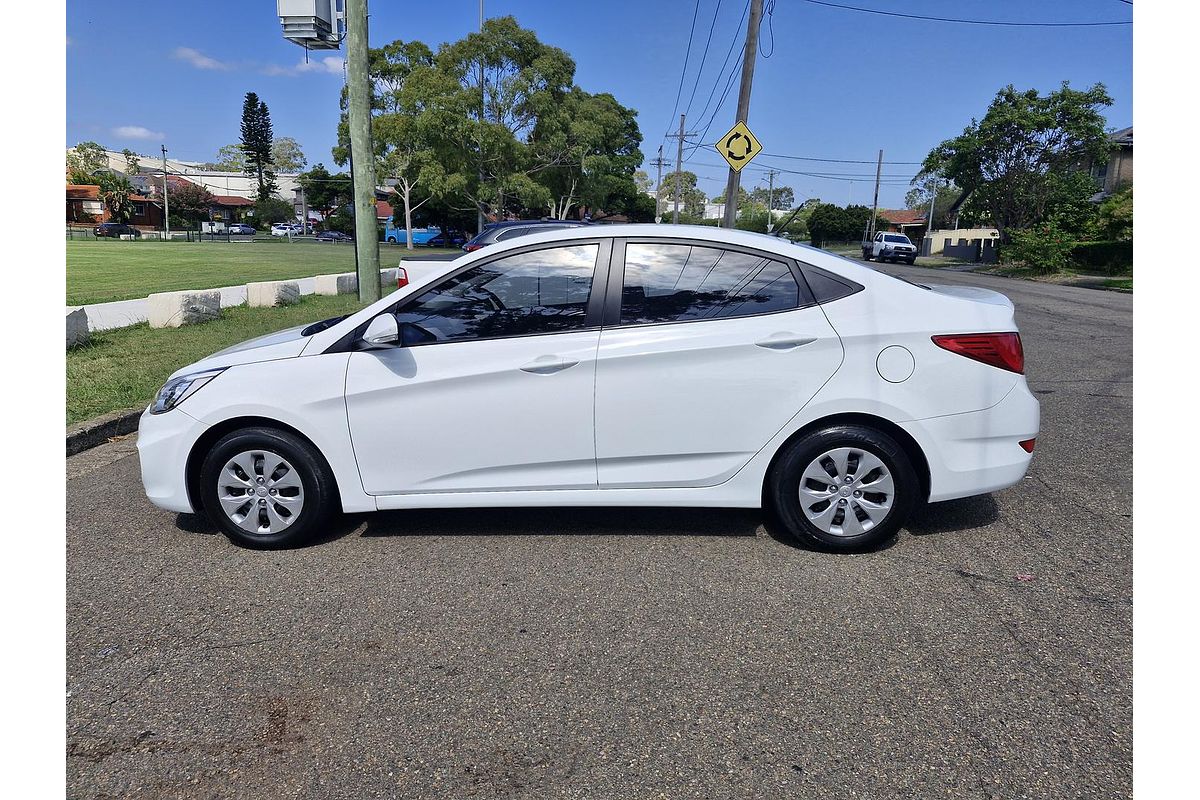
[66,0,1132,209]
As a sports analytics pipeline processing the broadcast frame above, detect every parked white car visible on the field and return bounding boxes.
[270,223,302,237]
[138,225,1038,551]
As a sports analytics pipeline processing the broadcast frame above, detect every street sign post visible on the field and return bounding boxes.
[716,120,762,173]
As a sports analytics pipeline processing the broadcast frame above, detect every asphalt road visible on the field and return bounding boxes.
[67,264,1132,799]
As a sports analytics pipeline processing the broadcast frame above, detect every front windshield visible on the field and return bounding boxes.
[884,234,911,244]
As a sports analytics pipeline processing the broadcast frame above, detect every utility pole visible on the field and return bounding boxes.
[160,145,170,237]
[926,191,937,254]
[765,168,779,232]
[867,149,883,240]
[472,0,482,236]
[346,0,381,303]
[651,145,670,224]
[722,0,764,229]
[672,114,686,224]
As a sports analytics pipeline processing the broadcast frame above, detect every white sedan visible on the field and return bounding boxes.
[137,225,1039,551]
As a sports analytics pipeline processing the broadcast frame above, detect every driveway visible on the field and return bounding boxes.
[66,265,1132,798]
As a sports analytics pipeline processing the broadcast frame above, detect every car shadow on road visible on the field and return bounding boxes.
[906,494,1000,536]
[177,494,999,550]
[358,506,764,539]
[173,511,369,550]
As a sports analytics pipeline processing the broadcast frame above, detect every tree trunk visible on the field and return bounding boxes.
[403,182,414,251]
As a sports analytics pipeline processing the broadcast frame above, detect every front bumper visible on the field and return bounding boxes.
[900,379,1040,503]
[136,406,209,514]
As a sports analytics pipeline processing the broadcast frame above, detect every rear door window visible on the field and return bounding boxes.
[618,242,808,325]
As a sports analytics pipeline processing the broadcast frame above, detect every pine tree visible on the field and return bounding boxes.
[240,92,278,201]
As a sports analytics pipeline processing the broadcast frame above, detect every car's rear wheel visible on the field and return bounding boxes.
[768,424,919,552]
[199,426,338,549]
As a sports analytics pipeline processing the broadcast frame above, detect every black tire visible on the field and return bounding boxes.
[904,258,915,265]
[199,426,339,549]
[862,251,873,261]
[767,424,919,552]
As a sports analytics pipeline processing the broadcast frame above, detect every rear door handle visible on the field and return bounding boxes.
[755,335,817,351]
[519,356,579,375]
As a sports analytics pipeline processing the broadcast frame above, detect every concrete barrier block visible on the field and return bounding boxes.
[314,273,358,296]
[246,280,301,307]
[147,290,221,328]
[66,307,89,349]
[379,267,399,287]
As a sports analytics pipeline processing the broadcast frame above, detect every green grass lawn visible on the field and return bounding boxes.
[66,238,458,306]
[66,292,394,425]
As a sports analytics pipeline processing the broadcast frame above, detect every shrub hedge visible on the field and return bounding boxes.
[1070,240,1132,274]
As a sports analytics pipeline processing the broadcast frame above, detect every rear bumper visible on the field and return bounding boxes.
[900,379,1040,503]
[137,406,209,514]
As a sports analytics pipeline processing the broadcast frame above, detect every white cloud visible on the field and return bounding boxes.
[263,56,345,77]
[173,46,230,71]
[113,125,165,141]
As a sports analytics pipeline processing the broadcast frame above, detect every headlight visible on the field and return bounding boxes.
[150,368,225,415]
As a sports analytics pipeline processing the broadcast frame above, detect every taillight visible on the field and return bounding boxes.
[396,267,408,288]
[1019,438,1036,453]
[932,332,1024,374]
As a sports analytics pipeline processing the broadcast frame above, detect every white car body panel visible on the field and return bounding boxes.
[345,331,601,494]
[594,307,843,487]
[137,225,1039,519]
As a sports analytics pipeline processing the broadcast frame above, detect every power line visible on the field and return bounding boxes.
[682,0,750,143]
[682,0,725,118]
[664,0,703,138]
[759,0,776,57]
[801,0,1132,27]
[761,152,924,165]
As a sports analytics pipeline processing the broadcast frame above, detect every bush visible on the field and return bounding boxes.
[1002,223,1073,274]
[1071,240,1132,274]
[253,197,296,230]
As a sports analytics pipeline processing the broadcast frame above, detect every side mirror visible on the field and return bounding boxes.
[361,314,399,348]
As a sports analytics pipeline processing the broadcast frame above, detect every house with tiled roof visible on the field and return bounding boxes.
[66,184,164,229]
[878,208,928,237]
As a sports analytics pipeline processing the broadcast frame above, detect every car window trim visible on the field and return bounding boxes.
[324,237,613,353]
[603,236,819,330]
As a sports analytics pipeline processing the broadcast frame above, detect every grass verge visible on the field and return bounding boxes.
[66,293,387,425]
[66,239,457,306]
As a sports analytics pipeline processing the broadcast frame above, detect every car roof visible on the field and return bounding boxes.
[484,219,587,230]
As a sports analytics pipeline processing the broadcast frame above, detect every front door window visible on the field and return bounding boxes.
[392,244,598,344]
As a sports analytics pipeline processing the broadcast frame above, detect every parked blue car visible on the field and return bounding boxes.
[383,218,444,246]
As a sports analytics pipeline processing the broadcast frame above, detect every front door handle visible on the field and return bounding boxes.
[519,356,579,375]
[755,335,817,351]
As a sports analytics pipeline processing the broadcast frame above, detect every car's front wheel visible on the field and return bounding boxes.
[199,426,338,549]
[768,424,919,552]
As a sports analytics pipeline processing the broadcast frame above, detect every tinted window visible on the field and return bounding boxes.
[619,243,804,325]
[391,244,597,344]
[884,234,911,244]
[801,265,862,304]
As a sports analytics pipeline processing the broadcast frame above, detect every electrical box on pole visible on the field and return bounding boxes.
[278,0,379,303]
[277,1,345,50]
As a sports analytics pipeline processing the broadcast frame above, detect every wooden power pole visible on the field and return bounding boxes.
[721,0,764,229]
[345,0,381,303]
